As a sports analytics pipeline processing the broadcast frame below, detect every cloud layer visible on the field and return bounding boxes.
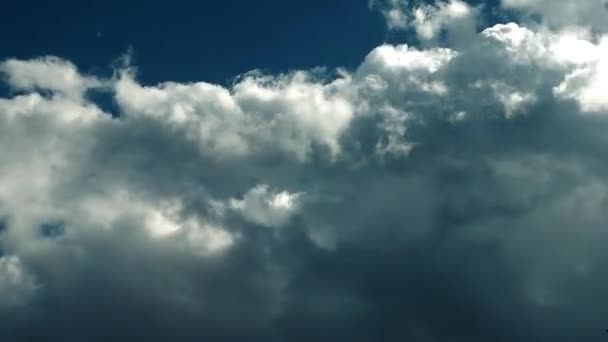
[2,1,608,341]
[503,0,608,30]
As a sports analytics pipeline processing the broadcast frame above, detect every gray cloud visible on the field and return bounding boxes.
[1,7,608,342]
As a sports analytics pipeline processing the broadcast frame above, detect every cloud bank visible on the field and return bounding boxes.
[1,1,608,341]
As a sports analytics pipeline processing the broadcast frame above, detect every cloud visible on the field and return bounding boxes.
[369,0,409,30]
[371,0,479,45]
[0,256,38,309]
[553,36,608,112]
[0,57,103,100]
[412,0,478,44]
[114,69,354,161]
[502,0,608,31]
[2,3,608,341]
[228,184,303,228]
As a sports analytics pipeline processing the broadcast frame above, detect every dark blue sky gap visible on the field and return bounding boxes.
[1,0,384,85]
[1,1,505,86]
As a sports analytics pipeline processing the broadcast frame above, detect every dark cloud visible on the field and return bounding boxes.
[1,6,608,341]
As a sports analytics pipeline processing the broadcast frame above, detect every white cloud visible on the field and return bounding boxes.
[79,189,236,255]
[370,0,409,30]
[412,0,478,44]
[115,70,354,161]
[0,57,103,100]
[372,0,478,45]
[360,43,456,73]
[502,0,608,31]
[490,82,538,118]
[554,37,608,112]
[229,185,302,228]
[375,106,415,158]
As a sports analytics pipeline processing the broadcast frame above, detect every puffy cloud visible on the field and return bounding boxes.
[502,0,608,31]
[229,184,303,228]
[2,6,608,342]
[370,0,410,30]
[0,57,103,100]
[114,69,354,161]
[554,37,608,112]
[412,0,478,44]
[370,0,479,44]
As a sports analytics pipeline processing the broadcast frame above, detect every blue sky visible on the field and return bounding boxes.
[1,1,388,84]
[0,0,509,84]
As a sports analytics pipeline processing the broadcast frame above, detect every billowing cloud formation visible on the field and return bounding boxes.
[114,69,353,161]
[502,0,608,30]
[2,3,608,341]
[0,57,103,100]
[412,0,477,43]
[370,0,479,44]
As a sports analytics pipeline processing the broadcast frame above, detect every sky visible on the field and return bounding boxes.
[1,0,608,341]
[1,0,389,84]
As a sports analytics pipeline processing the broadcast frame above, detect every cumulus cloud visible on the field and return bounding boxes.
[114,69,353,161]
[228,184,303,228]
[553,36,608,112]
[370,0,410,30]
[2,2,608,341]
[371,0,479,45]
[412,0,478,44]
[502,0,608,31]
[0,57,103,100]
